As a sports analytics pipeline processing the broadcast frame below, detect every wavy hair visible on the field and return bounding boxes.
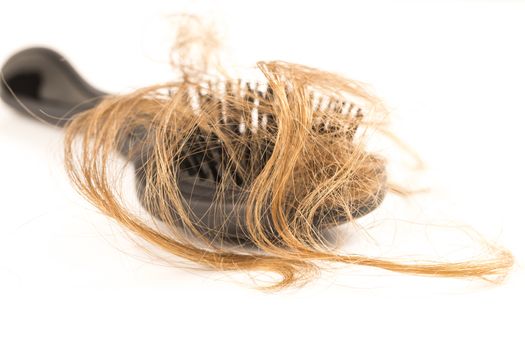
[62,16,513,289]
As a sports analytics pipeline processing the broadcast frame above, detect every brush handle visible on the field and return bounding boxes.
[1,47,107,127]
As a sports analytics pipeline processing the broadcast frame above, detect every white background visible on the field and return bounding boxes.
[1,0,524,349]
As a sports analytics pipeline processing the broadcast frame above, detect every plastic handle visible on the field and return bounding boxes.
[1,47,107,127]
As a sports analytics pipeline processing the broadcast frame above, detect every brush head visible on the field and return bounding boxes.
[126,80,387,243]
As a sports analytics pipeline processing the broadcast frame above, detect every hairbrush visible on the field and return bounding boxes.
[1,47,386,243]
[1,44,514,289]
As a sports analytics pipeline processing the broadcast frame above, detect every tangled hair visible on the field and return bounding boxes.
[61,17,513,289]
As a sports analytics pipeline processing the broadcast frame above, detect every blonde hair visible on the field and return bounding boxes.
[62,17,513,289]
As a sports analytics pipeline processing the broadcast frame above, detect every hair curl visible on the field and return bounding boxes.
[61,16,513,289]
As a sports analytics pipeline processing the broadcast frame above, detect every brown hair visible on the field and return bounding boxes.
[62,17,513,289]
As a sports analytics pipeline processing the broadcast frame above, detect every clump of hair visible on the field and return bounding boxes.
[63,15,513,289]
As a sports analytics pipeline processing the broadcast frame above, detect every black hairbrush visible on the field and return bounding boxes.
[1,47,386,242]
